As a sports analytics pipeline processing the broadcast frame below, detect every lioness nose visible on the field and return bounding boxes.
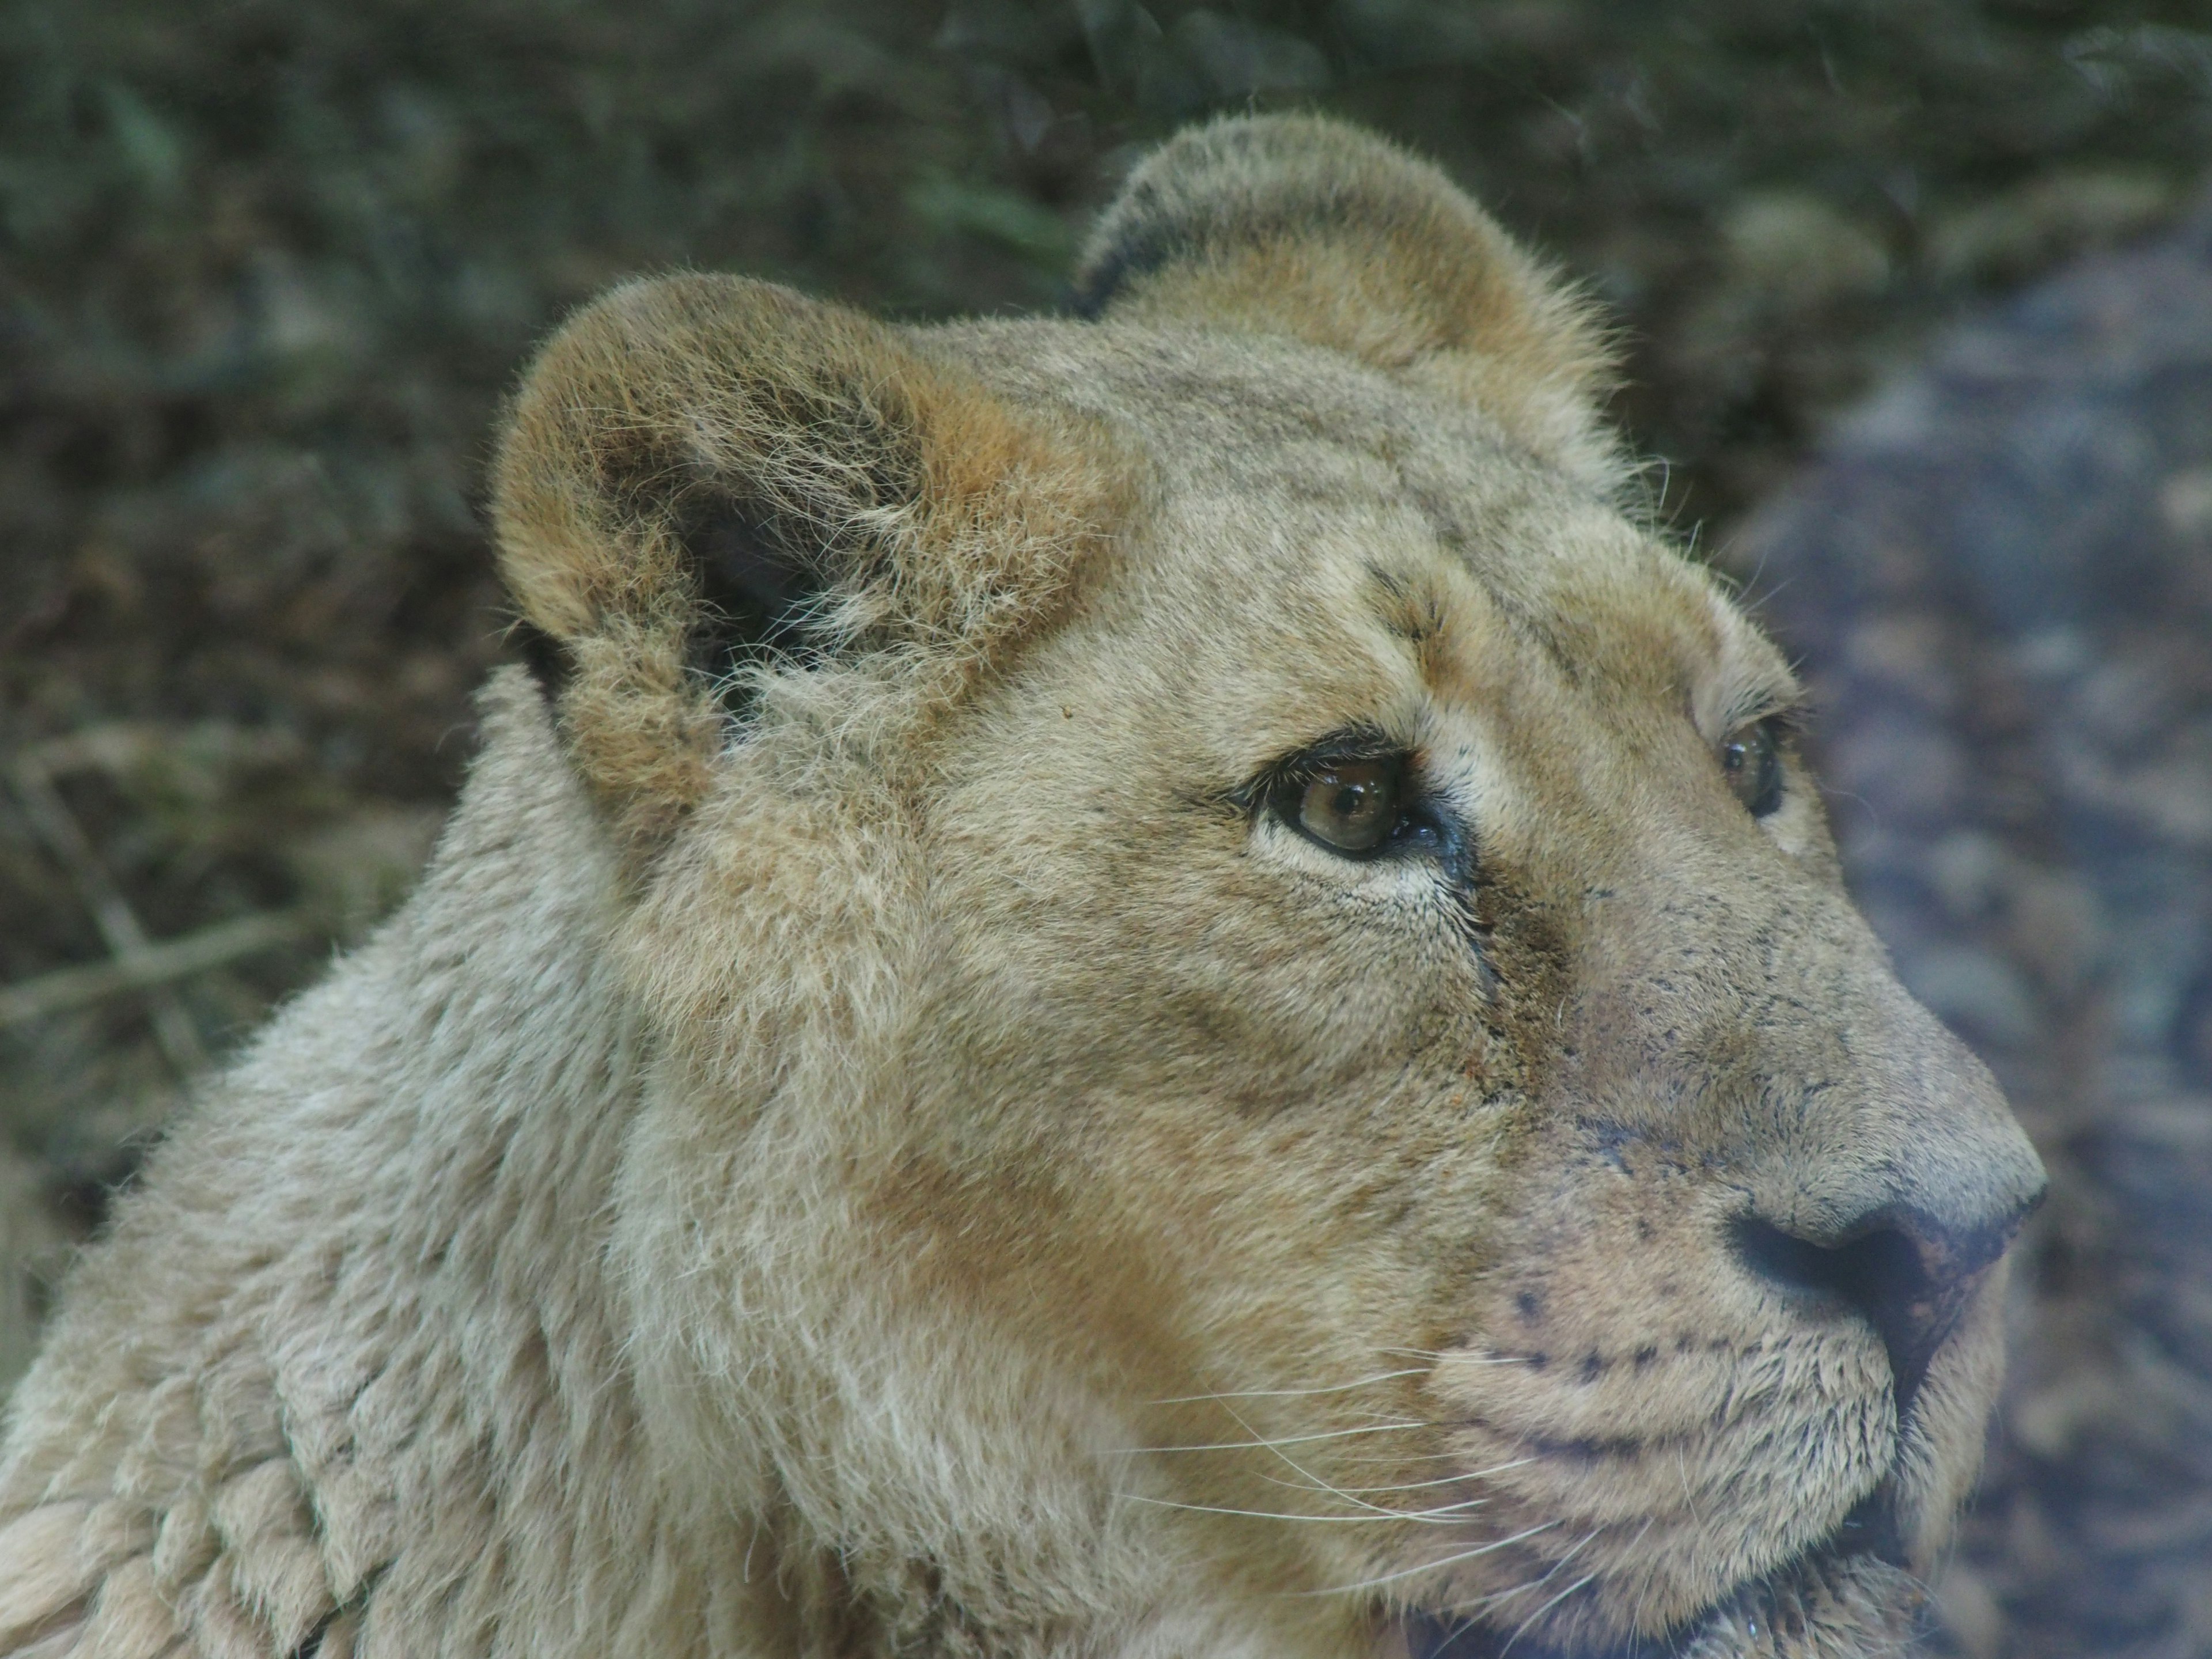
[1733,1191,2041,1418]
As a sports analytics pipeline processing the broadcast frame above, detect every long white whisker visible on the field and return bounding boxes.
[1499,1567,1600,1656]
[1440,1523,1601,1615]
[1623,1517,1657,1643]
[1294,1521,1565,1597]
[1262,1459,1533,1497]
[1213,1397,1412,1520]
[1147,1368,1431,1406]
[1112,1494,1481,1527]
[1545,1527,1602,1576]
[1372,1347,1527,1365]
[1392,1495,1494,1520]
[1330,1444,1532,1468]
[1252,1472,1496,1520]
[1433,1569,1555,1620]
[1107,1420,1430,1455]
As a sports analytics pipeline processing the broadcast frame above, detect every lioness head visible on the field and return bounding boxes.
[495,116,2044,1658]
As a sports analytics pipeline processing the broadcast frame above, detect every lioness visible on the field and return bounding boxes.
[0,116,2044,1659]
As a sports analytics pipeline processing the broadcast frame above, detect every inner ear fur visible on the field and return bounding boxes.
[493,274,1118,857]
[1073,113,1621,489]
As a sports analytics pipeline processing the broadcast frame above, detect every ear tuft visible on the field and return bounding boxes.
[493,275,1119,860]
[1074,114,1622,489]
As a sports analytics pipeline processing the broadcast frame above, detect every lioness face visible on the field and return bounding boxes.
[895,332,2041,1655]
[495,117,2046,1659]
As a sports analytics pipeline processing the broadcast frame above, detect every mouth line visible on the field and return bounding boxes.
[1402,1490,1906,1659]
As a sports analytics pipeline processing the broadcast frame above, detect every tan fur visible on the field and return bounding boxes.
[0,115,2041,1659]
[1073,116,1622,489]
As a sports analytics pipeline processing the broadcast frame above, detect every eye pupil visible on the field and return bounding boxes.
[1722,720,1785,817]
[1297,762,1397,853]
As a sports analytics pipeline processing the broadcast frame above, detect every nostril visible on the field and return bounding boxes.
[1733,1214,1921,1311]
[1731,1213,1949,1419]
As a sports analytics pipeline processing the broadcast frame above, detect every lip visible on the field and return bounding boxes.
[1400,1491,1913,1659]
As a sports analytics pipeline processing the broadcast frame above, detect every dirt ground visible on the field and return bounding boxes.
[5,1,2211,1653]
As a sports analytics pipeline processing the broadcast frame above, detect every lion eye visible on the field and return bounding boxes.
[1721,719,1785,818]
[1297,760,1398,853]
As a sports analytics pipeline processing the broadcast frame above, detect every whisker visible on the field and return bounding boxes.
[1372,1347,1527,1365]
[1263,1459,1533,1497]
[1112,1494,1479,1527]
[1499,1568,1600,1656]
[1328,1442,1530,1468]
[1252,1476,1497,1522]
[1120,1399,1534,1533]
[1147,1368,1431,1406]
[1212,1397,1411,1520]
[1106,1421,1430,1455]
[1393,1495,1494,1521]
[1438,1524,1600,1616]
[1623,1517,1656,1645]
[1294,1520,1565,1597]
[1431,1571,1554,1622]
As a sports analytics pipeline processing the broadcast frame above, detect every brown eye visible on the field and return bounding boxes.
[1297,760,1397,853]
[1721,719,1785,817]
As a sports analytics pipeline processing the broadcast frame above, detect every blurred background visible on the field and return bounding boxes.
[2,1,2210,1653]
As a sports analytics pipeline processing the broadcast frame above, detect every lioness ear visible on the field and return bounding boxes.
[1073,114,1619,488]
[493,274,1115,857]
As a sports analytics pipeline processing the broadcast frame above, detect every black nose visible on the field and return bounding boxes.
[1733,1193,2040,1419]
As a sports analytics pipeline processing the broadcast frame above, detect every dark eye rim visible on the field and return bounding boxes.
[1236,729,1459,865]
[1721,715,1790,818]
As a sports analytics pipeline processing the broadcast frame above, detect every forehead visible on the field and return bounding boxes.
[1029,325,1796,747]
